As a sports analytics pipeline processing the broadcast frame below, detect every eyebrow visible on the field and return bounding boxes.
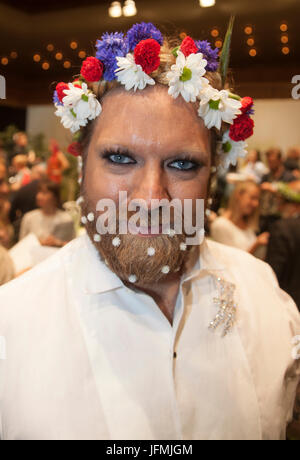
[96,143,209,163]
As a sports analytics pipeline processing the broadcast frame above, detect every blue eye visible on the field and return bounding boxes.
[169,160,198,171]
[108,154,134,164]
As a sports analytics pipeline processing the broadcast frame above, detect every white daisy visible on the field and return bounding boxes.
[55,104,88,133]
[167,51,208,103]
[81,216,87,225]
[161,265,170,274]
[112,236,121,247]
[93,234,101,243]
[180,242,187,251]
[147,247,156,256]
[87,212,95,222]
[128,274,137,283]
[198,86,242,130]
[115,53,155,91]
[218,130,248,170]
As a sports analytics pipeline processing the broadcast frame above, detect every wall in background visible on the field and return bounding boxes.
[26,98,300,155]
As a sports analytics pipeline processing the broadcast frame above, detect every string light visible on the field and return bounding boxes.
[281,34,288,44]
[1,57,8,66]
[63,60,71,68]
[55,52,63,61]
[78,50,86,59]
[42,61,50,70]
[108,1,122,17]
[246,37,255,46]
[10,51,18,59]
[249,48,257,57]
[123,0,137,16]
[211,28,219,38]
[33,54,41,62]
[282,46,290,55]
[70,41,78,50]
[46,44,54,52]
[280,23,288,32]
[244,26,253,35]
[199,0,216,7]
[215,39,223,48]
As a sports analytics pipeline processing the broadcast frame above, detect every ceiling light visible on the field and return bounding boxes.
[280,23,288,32]
[282,46,290,55]
[63,60,71,69]
[42,61,50,70]
[247,37,254,46]
[1,57,8,66]
[281,35,288,44]
[244,26,253,35]
[109,1,122,18]
[55,52,63,61]
[123,0,137,17]
[78,50,86,59]
[199,0,215,7]
[47,44,54,52]
[211,28,219,38]
[70,41,78,50]
[249,48,257,57]
[33,54,41,62]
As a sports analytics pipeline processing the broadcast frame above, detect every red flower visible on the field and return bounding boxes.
[56,82,69,102]
[67,141,82,157]
[80,56,103,82]
[134,39,161,74]
[229,114,254,142]
[72,79,82,89]
[241,96,254,114]
[180,36,198,57]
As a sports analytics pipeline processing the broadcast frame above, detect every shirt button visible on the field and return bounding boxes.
[173,351,177,359]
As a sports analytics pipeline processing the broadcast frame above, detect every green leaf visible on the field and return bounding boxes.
[70,108,77,118]
[223,141,232,153]
[81,94,89,102]
[172,46,180,58]
[219,15,235,87]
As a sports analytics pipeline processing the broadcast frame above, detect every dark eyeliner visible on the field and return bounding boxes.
[101,148,136,164]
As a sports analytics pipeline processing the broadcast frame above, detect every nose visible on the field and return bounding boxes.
[129,163,170,210]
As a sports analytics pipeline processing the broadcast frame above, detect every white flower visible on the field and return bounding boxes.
[112,236,121,247]
[128,274,137,283]
[54,104,88,133]
[115,53,155,91]
[218,131,248,170]
[55,82,102,133]
[147,247,156,256]
[198,86,242,130]
[161,265,170,274]
[167,51,208,103]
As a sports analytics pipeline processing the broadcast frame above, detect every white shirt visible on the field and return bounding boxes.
[0,234,299,440]
[211,216,257,252]
[19,209,75,242]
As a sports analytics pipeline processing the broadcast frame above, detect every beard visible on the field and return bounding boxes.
[81,194,195,285]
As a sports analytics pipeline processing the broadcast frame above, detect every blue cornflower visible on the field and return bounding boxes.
[125,22,163,51]
[53,90,62,106]
[95,32,128,81]
[195,40,219,72]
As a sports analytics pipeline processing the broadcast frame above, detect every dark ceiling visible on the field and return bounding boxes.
[0,0,299,106]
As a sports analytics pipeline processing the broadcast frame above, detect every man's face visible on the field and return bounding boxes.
[82,84,211,285]
[267,153,281,172]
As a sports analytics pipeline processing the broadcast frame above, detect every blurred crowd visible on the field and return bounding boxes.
[0,132,299,312]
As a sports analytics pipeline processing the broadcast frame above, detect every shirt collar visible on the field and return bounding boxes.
[81,234,226,295]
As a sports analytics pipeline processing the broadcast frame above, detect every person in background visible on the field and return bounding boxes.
[0,161,6,181]
[10,155,31,191]
[19,179,75,247]
[260,148,297,232]
[285,146,300,179]
[210,180,269,256]
[0,177,13,248]
[0,245,14,286]
[9,164,47,242]
[266,181,300,310]
[47,139,70,185]
[239,149,269,183]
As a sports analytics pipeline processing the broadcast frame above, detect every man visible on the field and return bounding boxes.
[0,25,299,440]
[266,181,300,310]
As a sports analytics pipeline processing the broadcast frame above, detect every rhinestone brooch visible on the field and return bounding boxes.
[209,275,237,337]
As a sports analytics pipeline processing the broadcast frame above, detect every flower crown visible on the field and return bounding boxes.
[54,21,254,169]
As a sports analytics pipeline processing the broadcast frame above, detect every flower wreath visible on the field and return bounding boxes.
[54,20,254,169]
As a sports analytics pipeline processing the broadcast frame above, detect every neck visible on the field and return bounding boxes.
[42,206,57,216]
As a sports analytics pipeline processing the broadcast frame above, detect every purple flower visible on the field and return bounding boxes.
[53,90,62,105]
[195,40,219,72]
[95,32,128,81]
[246,107,255,116]
[125,22,163,51]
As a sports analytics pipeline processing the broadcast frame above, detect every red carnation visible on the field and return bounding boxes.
[180,36,198,57]
[72,79,82,89]
[80,56,103,82]
[67,141,82,157]
[134,39,161,74]
[229,114,254,142]
[241,96,254,114]
[56,82,69,102]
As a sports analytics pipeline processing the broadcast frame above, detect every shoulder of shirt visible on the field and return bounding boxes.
[22,209,41,220]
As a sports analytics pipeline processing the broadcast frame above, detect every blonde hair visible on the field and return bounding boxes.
[227,180,260,231]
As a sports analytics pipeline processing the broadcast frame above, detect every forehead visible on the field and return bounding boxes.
[90,85,210,155]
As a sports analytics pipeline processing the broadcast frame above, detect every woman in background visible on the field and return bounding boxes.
[239,149,269,183]
[19,179,75,247]
[210,180,269,256]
